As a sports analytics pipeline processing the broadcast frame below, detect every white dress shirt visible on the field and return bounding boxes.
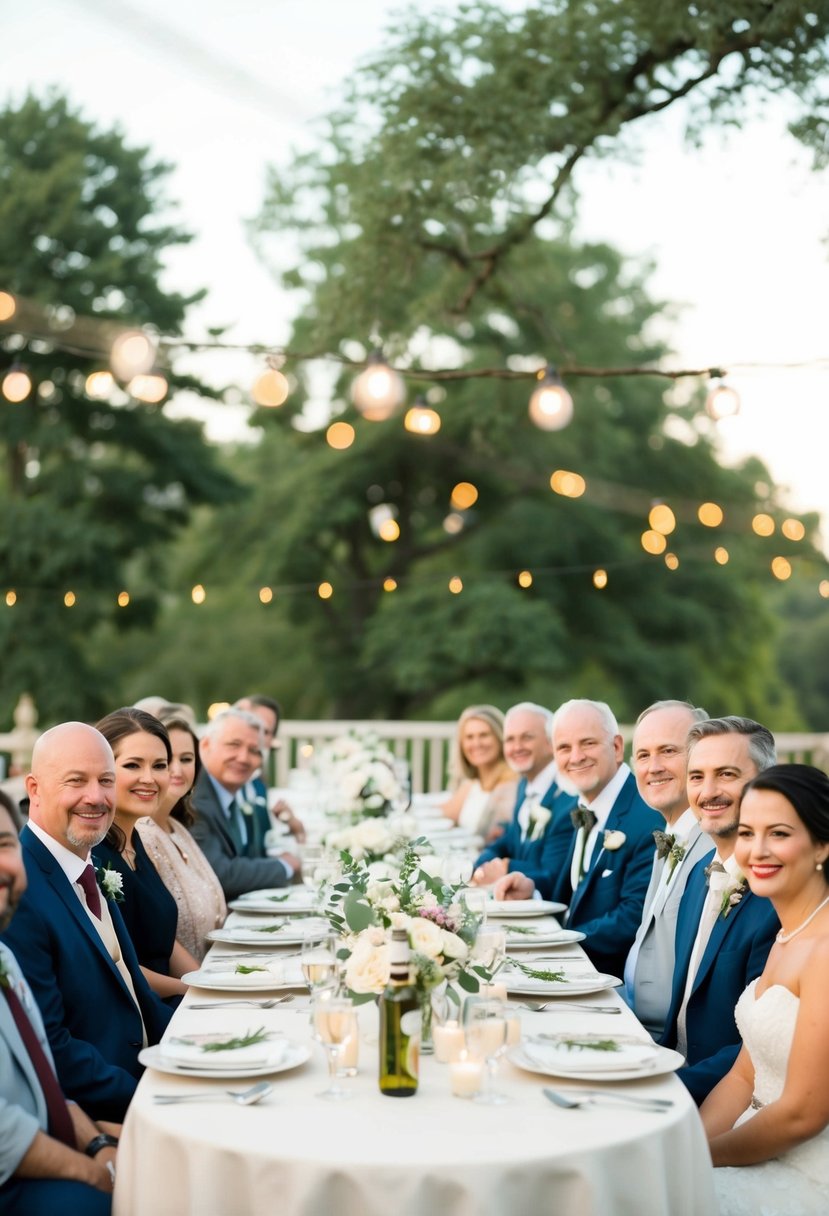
[675,850,741,1056]
[516,759,559,839]
[569,762,631,891]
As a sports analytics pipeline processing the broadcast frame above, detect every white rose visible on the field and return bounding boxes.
[602,830,627,852]
[342,769,368,801]
[344,937,390,994]
[417,854,445,880]
[441,930,468,960]
[408,917,444,959]
[354,819,392,852]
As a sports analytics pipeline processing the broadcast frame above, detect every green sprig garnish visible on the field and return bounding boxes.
[267,894,291,903]
[561,1038,620,1053]
[253,923,287,933]
[508,958,565,982]
[201,1027,271,1053]
[235,964,268,975]
[506,925,540,936]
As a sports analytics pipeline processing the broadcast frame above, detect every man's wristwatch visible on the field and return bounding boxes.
[84,1133,119,1157]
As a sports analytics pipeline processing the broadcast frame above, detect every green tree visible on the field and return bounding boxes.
[235,1,829,720]
[0,92,241,723]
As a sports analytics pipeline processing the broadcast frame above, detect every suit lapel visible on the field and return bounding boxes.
[692,882,752,994]
[568,779,632,916]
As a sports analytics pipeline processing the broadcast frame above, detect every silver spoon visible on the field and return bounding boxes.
[153,1081,273,1106]
[543,1087,670,1113]
[187,997,292,1009]
[521,1001,621,1013]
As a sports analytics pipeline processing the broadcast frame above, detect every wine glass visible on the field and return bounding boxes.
[300,928,340,994]
[312,857,340,909]
[472,925,507,975]
[312,991,357,1100]
[463,997,509,1105]
[460,886,488,933]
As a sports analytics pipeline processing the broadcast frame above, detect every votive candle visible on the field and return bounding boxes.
[450,1051,483,1098]
[433,1020,465,1064]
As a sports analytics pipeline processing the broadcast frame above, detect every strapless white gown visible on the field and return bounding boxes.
[715,980,829,1215]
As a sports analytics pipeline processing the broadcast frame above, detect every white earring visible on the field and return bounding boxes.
[818,862,825,873]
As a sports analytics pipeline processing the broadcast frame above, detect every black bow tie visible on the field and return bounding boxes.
[653,829,676,861]
[704,859,727,883]
[570,805,597,833]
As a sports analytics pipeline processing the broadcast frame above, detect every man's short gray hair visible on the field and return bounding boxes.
[687,716,776,772]
[552,699,619,740]
[201,707,264,746]
[636,699,709,727]
[504,702,554,736]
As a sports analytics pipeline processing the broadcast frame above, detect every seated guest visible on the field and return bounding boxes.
[136,713,227,962]
[471,702,577,891]
[496,699,660,978]
[440,705,518,840]
[234,694,306,843]
[623,700,713,1039]
[1,723,172,1121]
[661,717,779,1104]
[703,764,829,1212]
[93,710,200,1002]
[190,708,301,900]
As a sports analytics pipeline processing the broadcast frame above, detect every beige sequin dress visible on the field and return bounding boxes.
[135,818,227,962]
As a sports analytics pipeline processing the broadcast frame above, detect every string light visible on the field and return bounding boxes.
[528,364,574,431]
[698,502,724,527]
[326,421,355,449]
[191,584,206,604]
[117,590,130,607]
[443,513,464,534]
[64,591,76,607]
[448,576,463,594]
[714,547,730,565]
[517,570,533,588]
[641,530,667,555]
[259,587,273,603]
[820,581,829,599]
[705,378,741,420]
[0,291,16,322]
[665,553,680,570]
[450,482,478,510]
[318,581,333,599]
[5,591,16,606]
[383,577,397,592]
[378,519,400,542]
[110,329,157,381]
[207,701,230,718]
[128,373,168,404]
[782,518,806,541]
[85,370,115,399]
[404,395,441,435]
[2,365,32,402]
[648,504,676,535]
[252,367,289,407]
[751,513,775,537]
[593,569,608,589]
[771,556,792,580]
[350,351,405,421]
[550,470,586,498]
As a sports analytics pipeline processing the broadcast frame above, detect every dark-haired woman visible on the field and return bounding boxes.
[93,708,198,1002]
[702,763,829,1212]
[136,715,226,961]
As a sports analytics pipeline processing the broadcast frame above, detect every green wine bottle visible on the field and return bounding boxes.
[379,927,420,1096]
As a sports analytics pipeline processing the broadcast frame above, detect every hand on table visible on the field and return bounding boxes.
[493,871,535,900]
[472,858,508,885]
[273,799,307,843]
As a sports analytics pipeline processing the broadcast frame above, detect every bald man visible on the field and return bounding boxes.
[1,723,171,1121]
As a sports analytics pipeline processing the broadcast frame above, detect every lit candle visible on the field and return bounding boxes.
[450,1051,483,1098]
[481,982,508,1002]
[433,1020,465,1064]
[337,1031,359,1076]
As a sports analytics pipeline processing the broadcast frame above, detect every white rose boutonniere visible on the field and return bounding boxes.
[95,862,124,904]
[602,830,626,852]
[528,804,551,842]
[237,796,254,817]
[720,870,747,919]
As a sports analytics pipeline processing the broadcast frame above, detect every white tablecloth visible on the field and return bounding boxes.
[114,915,716,1216]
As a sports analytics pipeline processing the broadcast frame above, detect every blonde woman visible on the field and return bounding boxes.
[441,706,517,840]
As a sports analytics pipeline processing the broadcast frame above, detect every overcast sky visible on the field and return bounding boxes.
[4,0,829,550]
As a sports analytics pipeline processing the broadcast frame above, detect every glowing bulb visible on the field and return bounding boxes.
[252,369,289,407]
[593,569,608,589]
[5,590,17,606]
[404,398,441,434]
[751,513,775,537]
[698,502,723,527]
[2,367,32,402]
[528,365,574,431]
[208,701,230,719]
[771,556,792,581]
[0,291,16,322]
[326,421,355,449]
[378,519,400,542]
[64,591,76,608]
[117,591,130,607]
[111,329,157,380]
[451,482,478,510]
[383,577,397,592]
[641,530,667,555]
[351,352,405,420]
[318,581,334,599]
[705,379,740,420]
[665,553,680,570]
[648,504,676,535]
[819,581,829,599]
[85,370,115,399]
[128,373,168,403]
[448,576,463,594]
[191,584,206,604]
[550,469,586,498]
[714,547,730,565]
[518,570,533,588]
[259,587,273,604]
[443,513,464,534]
[782,518,805,542]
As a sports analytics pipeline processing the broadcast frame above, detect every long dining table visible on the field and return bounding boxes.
[113,880,717,1216]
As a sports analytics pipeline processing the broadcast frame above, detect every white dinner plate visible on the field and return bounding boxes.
[229,890,319,915]
[506,929,586,949]
[508,1042,684,1083]
[207,919,328,947]
[486,900,567,918]
[182,967,306,993]
[139,1041,311,1080]
[502,969,623,996]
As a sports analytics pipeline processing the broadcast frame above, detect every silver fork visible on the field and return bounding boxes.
[187,997,292,1009]
[521,1001,621,1013]
[543,1087,671,1113]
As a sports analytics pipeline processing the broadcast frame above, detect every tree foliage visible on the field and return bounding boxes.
[0,93,242,723]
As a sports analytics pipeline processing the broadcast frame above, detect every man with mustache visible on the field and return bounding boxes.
[1,723,171,1122]
[0,791,117,1212]
[661,716,780,1104]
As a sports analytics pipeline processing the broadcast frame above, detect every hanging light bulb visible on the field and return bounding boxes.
[351,351,406,421]
[252,367,289,407]
[0,291,16,322]
[404,395,441,435]
[85,370,116,400]
[2,365,32,403]
[127,372,168,403]
[528,364,574,431]
[110,329,157,381]
[705,377,740,420]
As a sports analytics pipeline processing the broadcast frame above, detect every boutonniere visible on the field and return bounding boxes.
[720,874,747,918]
[528,804,551,841]
[237,797,254,817]
[0,954,9,989]
[665,840,687,884]
[95,862,124,904]
[602,830,626,852]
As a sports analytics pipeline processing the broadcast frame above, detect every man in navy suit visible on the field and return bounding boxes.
[471,703,577,895]
[661,716,779,1104]
[496,699,661,978]
[0,793,116,1213]
[234,694,306,844]
[1,723,171,1122]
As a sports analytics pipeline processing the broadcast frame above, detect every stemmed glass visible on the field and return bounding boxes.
[472,925,507,976]
[312,856,340,910]
[463,997,509,1105]
[300,928,340,995]
[312,991,357,1101]
[460,886,488,933]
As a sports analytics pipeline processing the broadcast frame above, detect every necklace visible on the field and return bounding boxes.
[776,893,829,944]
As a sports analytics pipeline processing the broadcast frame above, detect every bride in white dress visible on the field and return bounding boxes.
[701,764,829,1214]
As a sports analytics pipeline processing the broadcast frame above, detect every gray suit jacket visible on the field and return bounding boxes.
[189,770,290,901]
[627,823,714,1039]
[0,944,50,1184]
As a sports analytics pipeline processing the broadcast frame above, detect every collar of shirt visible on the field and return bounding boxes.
[522,758,558,802]
[580,762,631,834]
[722,851,742,881]
[207,772,240,818]
[26,819,89,884]
[666,806,697,844]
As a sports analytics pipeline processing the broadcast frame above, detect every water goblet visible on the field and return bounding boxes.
[460,886,488,932]
[312,991,357,1101]
[301,928,340,994]
[472,925,507,974]
[463,997,509,1106]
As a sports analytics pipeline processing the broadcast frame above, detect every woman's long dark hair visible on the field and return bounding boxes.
[95,707,172,853]
[743,763,829,885]
[158,714,201,828]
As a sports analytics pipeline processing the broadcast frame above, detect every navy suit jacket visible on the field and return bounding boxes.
[0,826,172,1121]
[550,772,662,978]
[190,769,290,900]
[660,854,779,1104]
[474,776,577,894]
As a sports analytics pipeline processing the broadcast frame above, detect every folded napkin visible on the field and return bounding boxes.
[524,1036,658,1074]
[160,1033,289,1071]
[201,962,301,986]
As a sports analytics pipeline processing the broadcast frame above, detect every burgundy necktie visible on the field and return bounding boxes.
[2,984,76,1147]
[78,864,102,919]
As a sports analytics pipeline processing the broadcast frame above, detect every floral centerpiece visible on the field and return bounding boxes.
[317,730,407,821]
[323,812,416,865]
[324,841,491,1049]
